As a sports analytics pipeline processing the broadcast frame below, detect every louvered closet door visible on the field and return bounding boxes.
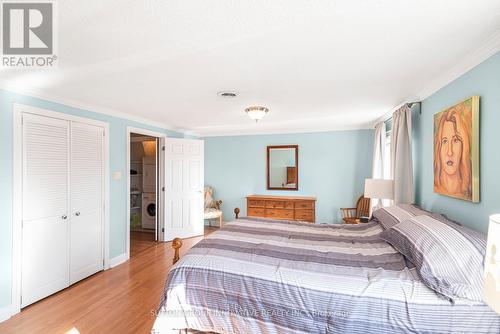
[21,113,70,308]
[69,122,104,284]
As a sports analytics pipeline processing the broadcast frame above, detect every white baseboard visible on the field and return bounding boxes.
[0,305,12,323]
[109,253,128,268]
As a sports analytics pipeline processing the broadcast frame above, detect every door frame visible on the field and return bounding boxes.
[126,127,166,260]
[12,103,110,315]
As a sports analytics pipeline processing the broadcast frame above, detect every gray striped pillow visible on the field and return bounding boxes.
[380,215,486,302]
[372,204,439,230]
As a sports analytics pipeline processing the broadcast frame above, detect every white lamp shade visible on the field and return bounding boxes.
[245,106,269,121]
[364,179,394,200]
[485,214,500,314]
[247,109,267,120]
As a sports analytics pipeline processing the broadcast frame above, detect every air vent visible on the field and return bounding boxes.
[217,91,238,98]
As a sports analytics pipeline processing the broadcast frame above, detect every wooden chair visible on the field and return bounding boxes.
[340,196,371,224]
[204,186,223,228]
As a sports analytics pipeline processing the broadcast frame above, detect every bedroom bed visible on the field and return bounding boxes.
[152,214,500,334]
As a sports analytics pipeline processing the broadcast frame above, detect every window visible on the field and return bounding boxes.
[384,118,392,180]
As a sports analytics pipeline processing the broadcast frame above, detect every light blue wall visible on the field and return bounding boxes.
[203,130,374,224]
[414,51,500,233]
[0,89,183,308]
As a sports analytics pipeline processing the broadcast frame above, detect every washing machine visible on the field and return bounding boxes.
[142,192,156,230]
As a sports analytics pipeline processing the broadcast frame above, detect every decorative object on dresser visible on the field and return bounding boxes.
[340,196,371,224]
[267,145,299,190]
[204,186,223,227]
[364,178,394,211]
[484,214,500,314]
[245,195,316,222]
[286,167,297,185]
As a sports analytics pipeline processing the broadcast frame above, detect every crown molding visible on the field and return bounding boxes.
[193,122,373,137]
[190,30,500,136]
[0,83,184,134]
[370,30,500,129]
[2,30,498,137]
[416,30,500,101]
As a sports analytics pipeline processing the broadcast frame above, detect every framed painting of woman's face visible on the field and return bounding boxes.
[434,96,480,202]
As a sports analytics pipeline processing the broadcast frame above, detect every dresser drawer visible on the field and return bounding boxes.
[295,201,314,210]
[248,207,266,217]
[245,195,316,223]
[265,209,294,220]
[265,200,285,209]
[295,209,314,222]
[248,199,266,208]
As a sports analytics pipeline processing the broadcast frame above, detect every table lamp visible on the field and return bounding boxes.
[484,214,500,314]
[364,179,394,211]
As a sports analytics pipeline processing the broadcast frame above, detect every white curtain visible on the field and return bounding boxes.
[391,104,414,204]
[371,121,386,208]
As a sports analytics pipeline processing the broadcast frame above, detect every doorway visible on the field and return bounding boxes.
[126,129,205,259]
[127,128,165,259]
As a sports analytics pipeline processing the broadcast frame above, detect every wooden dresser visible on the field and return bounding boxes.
[246,195,316,223]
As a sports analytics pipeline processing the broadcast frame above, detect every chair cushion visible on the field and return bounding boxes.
[204,209,222,219]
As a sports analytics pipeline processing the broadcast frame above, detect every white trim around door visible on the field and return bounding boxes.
[126,127,166,260]
[11,103,110,317]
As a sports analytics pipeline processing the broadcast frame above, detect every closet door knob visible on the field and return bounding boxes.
[75,211,81,216]
[62,215,68,220]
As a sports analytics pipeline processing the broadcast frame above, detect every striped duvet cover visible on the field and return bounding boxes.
[153,217,500,334]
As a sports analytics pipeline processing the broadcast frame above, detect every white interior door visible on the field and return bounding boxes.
[21,113,70,308]
[157,137,165,242]
[69,122,104,284]
[164,138,204,241]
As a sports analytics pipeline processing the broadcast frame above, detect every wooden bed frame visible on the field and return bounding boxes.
[172,208,240,265]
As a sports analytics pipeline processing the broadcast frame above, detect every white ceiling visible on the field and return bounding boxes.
[1,0,500,136]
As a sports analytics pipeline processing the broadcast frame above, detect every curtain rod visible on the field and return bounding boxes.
[407,101,420,108]
[378,101,421,124]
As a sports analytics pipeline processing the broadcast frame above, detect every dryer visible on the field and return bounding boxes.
[142,192,156,230]
[143,156,156,193]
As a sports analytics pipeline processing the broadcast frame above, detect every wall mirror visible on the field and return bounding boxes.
[267,145,299,190]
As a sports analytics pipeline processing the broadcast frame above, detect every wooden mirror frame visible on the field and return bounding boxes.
[266,145,299,191]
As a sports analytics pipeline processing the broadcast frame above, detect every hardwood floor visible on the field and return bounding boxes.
[130,231,156,257]
[0,227,218,334]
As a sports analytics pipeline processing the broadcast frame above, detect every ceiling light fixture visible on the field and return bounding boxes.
[245,106,269,122]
